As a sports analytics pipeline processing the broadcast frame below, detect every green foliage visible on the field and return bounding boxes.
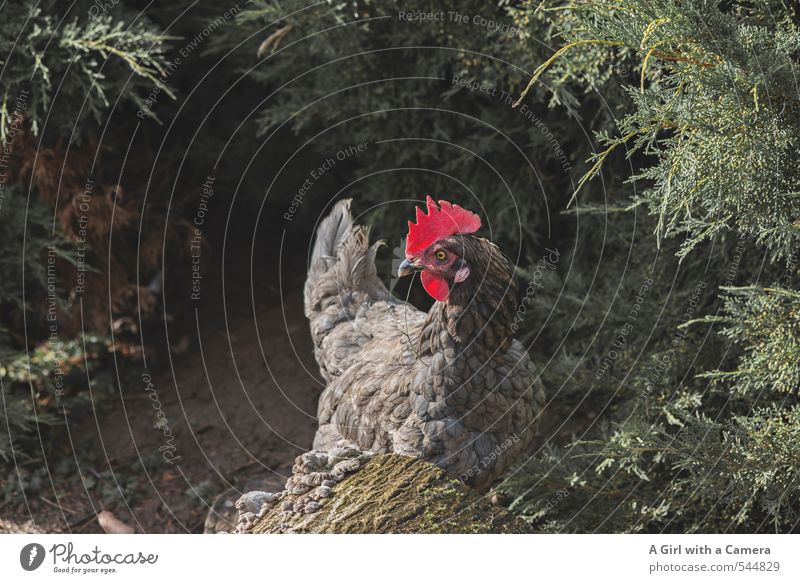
[696,286,800,395]
[0,192,67,461]
[526,0,800,259]
[0,330,116,463]
[0,0,172,141]
[0,189,72,312]
[210,0,586,252]
[0,1,169,467]
[496,0,800,533]
[505,404,800,532]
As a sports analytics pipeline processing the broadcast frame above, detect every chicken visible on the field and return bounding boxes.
[236,197,546,528]
[304,197,545,491]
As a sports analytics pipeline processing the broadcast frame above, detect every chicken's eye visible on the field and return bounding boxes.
[435,250,448,262]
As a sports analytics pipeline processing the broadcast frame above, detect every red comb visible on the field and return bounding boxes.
[405,196,481,258]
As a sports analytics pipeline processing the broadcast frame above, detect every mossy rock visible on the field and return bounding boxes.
[250,453,531,533]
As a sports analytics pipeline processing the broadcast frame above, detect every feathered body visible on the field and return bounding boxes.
[304,199,545,491]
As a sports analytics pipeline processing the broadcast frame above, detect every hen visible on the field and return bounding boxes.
[236,198,546,528]
[303,197,545,491]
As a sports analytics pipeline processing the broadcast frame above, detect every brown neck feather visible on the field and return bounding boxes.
[418,237,518,356]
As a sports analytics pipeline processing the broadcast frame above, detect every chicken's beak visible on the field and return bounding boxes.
[397,258,423,278]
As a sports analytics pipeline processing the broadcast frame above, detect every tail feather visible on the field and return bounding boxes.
[304,200,389,377]
[309,199,353,270]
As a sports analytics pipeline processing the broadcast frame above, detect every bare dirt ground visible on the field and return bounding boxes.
[2,267,323,533]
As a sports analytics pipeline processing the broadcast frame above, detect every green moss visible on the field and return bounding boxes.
[251,454,530,534]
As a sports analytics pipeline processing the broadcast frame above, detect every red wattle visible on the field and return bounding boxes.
[421,271,450,301]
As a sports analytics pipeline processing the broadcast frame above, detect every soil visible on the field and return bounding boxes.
[2,252,324,533]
